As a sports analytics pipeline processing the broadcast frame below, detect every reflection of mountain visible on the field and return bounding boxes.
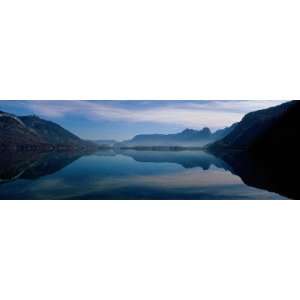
[20,151,87,179]
[0,149,229,185]
[93,149,117,157]
[0,151,40,182]
[115,149,229,170]
[116,149,296,198]
[0,150,89,183]
[213,151,299,199]
[117,125,237,148]
[0,110,97,150]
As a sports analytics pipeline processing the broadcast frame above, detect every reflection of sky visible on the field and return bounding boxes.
[0,100,287,140]
[0,153,286,200]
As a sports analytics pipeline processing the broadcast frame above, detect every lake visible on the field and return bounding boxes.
[0,149,288,200]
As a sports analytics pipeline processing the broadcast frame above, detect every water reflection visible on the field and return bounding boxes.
[0,150,88,182]
[211,150,299,200]
[114,149,230,170]
[0,149,289,199]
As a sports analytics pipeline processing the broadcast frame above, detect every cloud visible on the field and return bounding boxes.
[14,100,288,129]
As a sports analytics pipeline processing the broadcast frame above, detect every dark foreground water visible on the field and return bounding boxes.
[0,150,287,200]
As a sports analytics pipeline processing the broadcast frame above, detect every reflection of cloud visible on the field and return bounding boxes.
[20,168,284,199]
[9,100,287,129]
[31,178,70,190]
[94,169,242,189]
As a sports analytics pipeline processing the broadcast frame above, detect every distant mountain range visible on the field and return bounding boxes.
[116,125,237,148]
[0,110,96,150]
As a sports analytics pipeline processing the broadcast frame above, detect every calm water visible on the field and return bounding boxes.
[0,150,287,200]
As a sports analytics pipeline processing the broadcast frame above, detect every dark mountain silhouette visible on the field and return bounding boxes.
[117,124,237,148]
[208,100,299,153]
[211,123,238,140]
[0,111,96,150]
[0,111,45,149]
[20,115,81,144]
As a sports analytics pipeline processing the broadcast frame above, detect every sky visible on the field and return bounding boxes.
[0,100,287,140]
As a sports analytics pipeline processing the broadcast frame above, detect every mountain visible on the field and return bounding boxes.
[117,125,236,148]
[212,123,238,140]
[0,111,45,149]
[208,100,299,154]
[0,111,96,150]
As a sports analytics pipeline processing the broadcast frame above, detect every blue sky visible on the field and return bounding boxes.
[0,100,287,140]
